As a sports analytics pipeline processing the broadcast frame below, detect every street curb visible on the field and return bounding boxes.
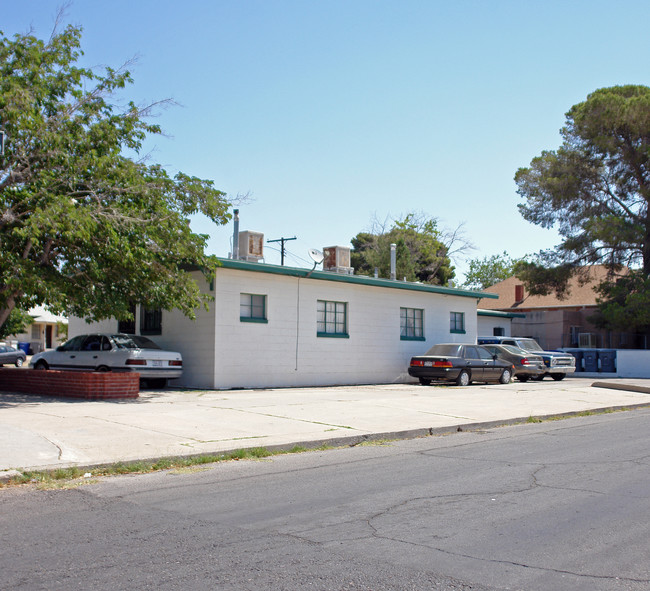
[5,402,650,481]
[0,469,23,483]
[592,381,650,395]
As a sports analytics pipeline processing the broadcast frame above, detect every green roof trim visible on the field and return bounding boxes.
[477,309,526,318]
[217,258,498,300]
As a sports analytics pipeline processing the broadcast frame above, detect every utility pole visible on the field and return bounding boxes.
[267,236,296,266]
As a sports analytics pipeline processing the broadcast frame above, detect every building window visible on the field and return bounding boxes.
[493,327,505,336]
[317,300,348,338]
[140,307,162,335]
[118,302,137,334]
[31,325,40,339]
[450,311,465,334]
[400,308,424,341]
[240,293,267,323]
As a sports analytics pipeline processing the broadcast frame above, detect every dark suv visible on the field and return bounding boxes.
[477,336,575,381]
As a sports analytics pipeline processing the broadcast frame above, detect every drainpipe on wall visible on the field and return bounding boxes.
[390,243,396,280]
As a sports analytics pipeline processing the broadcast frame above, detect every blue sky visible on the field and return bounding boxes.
[5,1,650,281]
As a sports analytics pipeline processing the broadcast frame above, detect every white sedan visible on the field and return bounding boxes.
[30,334,183,387]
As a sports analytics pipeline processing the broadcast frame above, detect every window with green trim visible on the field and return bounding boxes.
[317,300,348,337]
[400,307,424,340]
[240,293,267,323]
[450,311,465,334]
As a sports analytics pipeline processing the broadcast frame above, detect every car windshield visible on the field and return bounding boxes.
[129,335,162,350]
[424,344,462,356]
[517,339,543,352]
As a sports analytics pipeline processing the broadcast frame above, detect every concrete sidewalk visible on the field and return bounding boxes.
[1,377,650,474]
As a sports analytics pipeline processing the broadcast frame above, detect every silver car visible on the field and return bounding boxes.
[30,333,182,387]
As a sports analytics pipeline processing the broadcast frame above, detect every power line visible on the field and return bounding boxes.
[267,236,296,266]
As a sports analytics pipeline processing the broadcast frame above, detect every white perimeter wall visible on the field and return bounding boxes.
[616,350,650,378]
[207,267,479,389]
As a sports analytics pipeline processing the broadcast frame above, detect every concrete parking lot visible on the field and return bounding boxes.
[1,377,650,474]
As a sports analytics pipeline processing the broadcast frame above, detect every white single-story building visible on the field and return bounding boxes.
[4,306,68,354]
[477,309,525,338]
[69,259,498,389]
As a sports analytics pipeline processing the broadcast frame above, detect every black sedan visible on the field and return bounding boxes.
[481,344,545,382]
[0,344,27,367]
[408,343,514,386]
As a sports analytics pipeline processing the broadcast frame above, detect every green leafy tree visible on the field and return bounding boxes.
[462,251,523,290]
[515,85,650,331]
[350,213,464,285]
[0,308,33,339]
[590,270,650,330]
[0,23,231,332]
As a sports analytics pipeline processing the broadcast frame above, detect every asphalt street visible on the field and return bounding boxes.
[1,409,648,590]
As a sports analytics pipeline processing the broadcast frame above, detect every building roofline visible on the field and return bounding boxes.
[217,258,498,300]
[477,309,526,318]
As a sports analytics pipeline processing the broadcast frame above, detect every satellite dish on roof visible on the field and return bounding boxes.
[308,248,324,264]
[306,248,324,277]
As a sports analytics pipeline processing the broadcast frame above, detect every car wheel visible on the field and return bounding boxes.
[418,377,431,386]
[96,365,111,372]
[455,370,471,387]
[516,375,529,382]
[34,360,49,370]
[15,358,24,367]
[499,368,512,384]
[551,374,565,381]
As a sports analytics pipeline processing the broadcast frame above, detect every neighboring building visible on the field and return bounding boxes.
[4,306,67,354]
[477,309,525,338]
[480,266,644,350]
[69,258,497,389]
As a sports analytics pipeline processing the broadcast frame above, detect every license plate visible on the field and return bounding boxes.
[151,360,162,367]
[424,361,433,367]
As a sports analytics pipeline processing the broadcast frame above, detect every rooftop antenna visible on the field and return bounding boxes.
[306,248,324,277]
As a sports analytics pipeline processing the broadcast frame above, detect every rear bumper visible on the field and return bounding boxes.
[124,367,183,379]
[408,367,461,381]
[514,365,545,377]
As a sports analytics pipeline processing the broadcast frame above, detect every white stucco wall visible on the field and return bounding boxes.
[68,265,485,389]
[206,266,480,389]
[477,315,512,338]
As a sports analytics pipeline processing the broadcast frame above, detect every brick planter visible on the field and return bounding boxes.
[0,368,139,399]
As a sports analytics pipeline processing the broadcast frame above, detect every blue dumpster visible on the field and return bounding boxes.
[583,350,598,372]
[598,349,617,373]
[17,342,30,354]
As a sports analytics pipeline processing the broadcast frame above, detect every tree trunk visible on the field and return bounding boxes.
[0,293,19,334]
